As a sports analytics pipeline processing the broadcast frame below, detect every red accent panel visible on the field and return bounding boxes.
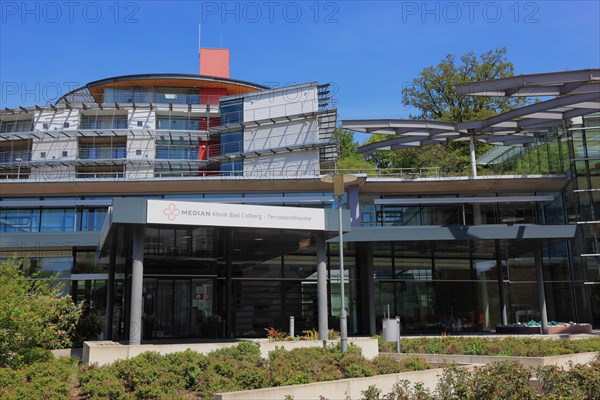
[200,48,230,78]
[200,87,227,105]
[198,141,209,160]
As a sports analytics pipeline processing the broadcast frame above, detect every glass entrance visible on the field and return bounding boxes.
[142,278,215,339]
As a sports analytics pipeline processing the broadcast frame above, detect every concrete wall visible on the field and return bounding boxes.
[243,119,318,152]
[243,84,317,121]
[243,150,320,177]
[126,131,155,178]
[83,338,378,366]
[214,367,455,400]
[127,109,155,130]
[34,109,80,131]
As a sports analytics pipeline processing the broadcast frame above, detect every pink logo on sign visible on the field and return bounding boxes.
[163,204,180,221]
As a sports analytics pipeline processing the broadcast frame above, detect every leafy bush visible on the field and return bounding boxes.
[267,346,342,386]
[339,352,376,378]
[79,365,124,400]
[9,347,53,368]
[0,357,77,400]
[536,360,600,399]
[400,356,430,372]
[372,355,406,375]
[0,257,82,366]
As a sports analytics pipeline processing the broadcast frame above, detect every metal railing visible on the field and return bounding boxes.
[60,90,226,106]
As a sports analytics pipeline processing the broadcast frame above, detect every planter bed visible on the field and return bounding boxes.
[386,351,599,369]
[214,367,471,400]
[495,323,592,334]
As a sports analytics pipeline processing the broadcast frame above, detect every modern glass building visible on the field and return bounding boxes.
[0,59,598,343]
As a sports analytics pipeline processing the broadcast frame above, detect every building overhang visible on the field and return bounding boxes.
[0,231,100,250]
[98,197,349,256]
[330,224,578,242]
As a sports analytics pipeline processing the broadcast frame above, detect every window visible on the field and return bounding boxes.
[78,137,127,160]
[0,119,34,133]
[220,131,243,155]
[137,121,143,127]
[40,152,46,159]
[78,208,108,232]
[220,159,243,176]
[0,209,39,232]
[0,139,32,163]
[220,98,243,125]
[63,122,70,128]
[62,151,68,157]
[155,137,199,160]
[136,149,142,156]
[155,116,214,131]
[80,115,128,129]
[43,123,49,129]
[40,209,76,232]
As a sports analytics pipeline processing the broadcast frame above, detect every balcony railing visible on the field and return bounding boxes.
[60,90,225,106]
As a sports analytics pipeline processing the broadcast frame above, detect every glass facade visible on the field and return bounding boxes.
[359,193,564,227]
[568,114,600,327]
[0,119,33,133]
[78,137,127,160]
[80,115,128,130]
[220,98,243,125]
[104,87,203,105]
[0,139,31,163]
[155,137,199,160]
[0,207,107,232]
[371,239,577,333]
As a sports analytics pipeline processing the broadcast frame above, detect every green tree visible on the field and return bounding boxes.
[0,257,82,367]
[368,48,526,173]
[402,47,525,122]
[336,129,375,172]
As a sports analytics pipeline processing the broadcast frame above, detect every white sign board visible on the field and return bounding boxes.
[147,200,326,231]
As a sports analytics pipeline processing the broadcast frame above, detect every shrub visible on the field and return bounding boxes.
[339,353,376,378]
[463,339,484,356]
[0,257,83,366]
[267,346,341,386]
[389,337,600,357]
[399,356,430,372]
[9,347,53,368]
[372,355,406,375]
[470,361,535,399]
[362,384,382,400]
[79,365,125,400]
[426,339,446,354]
[537,360,600,399]
[0,357,78,400]
[0,368,24,394]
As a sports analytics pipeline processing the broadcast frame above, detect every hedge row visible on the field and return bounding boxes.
[378,336,600,356]
[0,343,428,400]
[80,343,429,399]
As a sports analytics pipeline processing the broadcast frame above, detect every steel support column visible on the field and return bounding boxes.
[104,233,117,340]
[316,232,328,341]
[129,226,145,345]
[535,243,549,334]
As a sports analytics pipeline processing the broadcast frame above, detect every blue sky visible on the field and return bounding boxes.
[1,1,599,125]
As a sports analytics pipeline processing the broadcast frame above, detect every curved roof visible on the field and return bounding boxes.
[454,68,599,97]
[57,73,267,104]
[344,69,600,153]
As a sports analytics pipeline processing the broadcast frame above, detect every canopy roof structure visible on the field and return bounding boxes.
[342,69,600,153]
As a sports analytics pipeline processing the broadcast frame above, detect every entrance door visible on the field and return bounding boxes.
[142,278,215,339]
